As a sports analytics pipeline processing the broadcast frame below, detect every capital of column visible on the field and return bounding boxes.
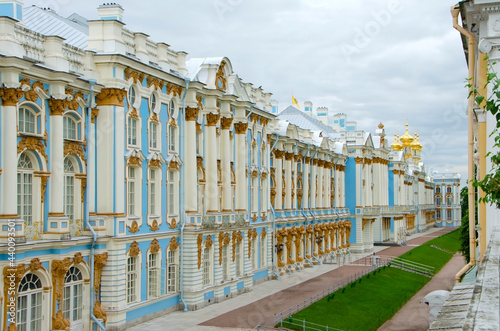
[91,108,99,124]
[220,117,233,130]
[284,152,294,161]
[273,150,285,159]
[96,88,127,107]
[234,121,248,134]
[0,87,23,106]
[206,112,220,126]
[185,107,199,121]
[48,97,68,116]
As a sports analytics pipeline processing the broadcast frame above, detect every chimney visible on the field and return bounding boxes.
[97,2,124,22]
[304,101,313,116]
[0,0,23,21]
[316,107,329,126]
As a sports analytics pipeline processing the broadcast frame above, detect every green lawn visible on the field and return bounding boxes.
[277,229,461,331]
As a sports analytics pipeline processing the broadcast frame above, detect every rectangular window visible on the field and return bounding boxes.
[63,116,77,140]
[236,242,242,277]
[149,169,156,215]
[17,172,33,225]
[127,256,137,303]
[222,245,228,281]
[196,131,200,155]
[149,122,158,149]
[203,247,210,286]
[260,236,266,267]
[447,209,452,219]
[148,253,159,298]
[252,238,257,269]
[168,125,175,152]
[64,175,74,221]
[167,250,177,293]
[128,167,136,216]
[168,171,175,214]
[128,117,137,146]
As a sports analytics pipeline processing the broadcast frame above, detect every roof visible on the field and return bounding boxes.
[23,6,89,49]
[277,106,339,141]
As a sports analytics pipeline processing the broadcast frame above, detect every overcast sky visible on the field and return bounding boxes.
[27,0,469,185]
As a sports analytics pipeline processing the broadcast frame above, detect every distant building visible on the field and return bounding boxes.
[431,170,461,227]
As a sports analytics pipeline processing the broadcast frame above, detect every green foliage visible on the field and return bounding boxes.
[459,186,471,262]
[467,60,500,207]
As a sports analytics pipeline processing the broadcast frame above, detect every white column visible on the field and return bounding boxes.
[284,152,292,210]
[317,160,323,209]
[48,97,65,216]
[303,158,310,209]
[274,150,284,210]
[185,107,199,212]
[0,87,23,216]
[205,112,219,213]
[234,121,248,212]
[310,160,317,209]
[221,117,232,211]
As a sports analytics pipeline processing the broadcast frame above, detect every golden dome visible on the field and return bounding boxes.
[391,134,403,151]
[378,122,384,129]
[399,123,414,147]
[411,133,422,150]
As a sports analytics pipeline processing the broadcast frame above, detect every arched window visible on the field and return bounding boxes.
[17,153,34,225]
[63,266,83,327]
[446,186,452,194]
[149,121,158,150]
[64,158,75,221]
[435,186,441,194]
[63,115,77,140]
[149,167,159,216]
[435,195,441,206]
[18,106,37,134]
[168,125,176,152]
[128,86,137,108]
[17,273,43,331]
[447,195,453,206]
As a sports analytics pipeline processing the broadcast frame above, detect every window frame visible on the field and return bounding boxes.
[126,255,139,304]
[147,252,160,299]
[17,273,43,331]
[63,266,83,324]
[17,153,34,225]
[18,105,40,135]
[127,116,138,147]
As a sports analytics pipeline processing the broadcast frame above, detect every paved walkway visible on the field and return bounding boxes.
[128,227,457,331]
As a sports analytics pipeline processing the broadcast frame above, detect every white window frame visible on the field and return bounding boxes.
[235,241,242,277]
[127,116,138,147]
[64,157,75,221]
[149,121,159,150]
[17,273,43,331]
[222,244,229,281]
[17,153,34,225]
[149,168,160,216]
[168,125,176,152]
[148,252,160,299]
[252,237,257,269]
[63,114,78,140]
[18,105,38,135]
[167,249,178,293]
[260,234,266,267]
[168,170,176,215]
[126,255,140,304]
[202,246,211,286]
[63,266,83,326]
[128,167,138,216]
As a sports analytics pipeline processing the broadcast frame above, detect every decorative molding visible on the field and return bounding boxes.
[206,112,220,126]
[64,141,86,164]
[220,117,233,130]
[149,238,160,254]
[94,252,108,298]
[251,213,257,222]
[80,178,87,204]
[185,107,199,121]
[248,229,258,259]
[128,241,141,257]
[205,235,213,248]
[285,152,294,161]
[128,220,140,233]
[273,150,285,159]
[0,87,23,106]
[234,122,248,134]
[149,219,159,232]
[96,88,127,107]
[197,234,203,269]
[66,88,85,111]
[166,82,183,97]
[169,218,177,229]
[168,161,179,171]
[215,61,227,91]
[196,95,203,109]
[261,227,267,238]
[146,76,165,90]
[169,237,179,251]
[219,232,231,265]
[48,97,68,116]
[17,136,48,163]
[355,157,364,164]
[125,68,146,84]
[127,156,142,167]
[52,310,70,330]
[94,300,107,326]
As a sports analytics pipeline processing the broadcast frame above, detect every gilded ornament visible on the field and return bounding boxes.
[0,87,23,106]
[17,136,48,163]
[206,112,220,126]
[196,95,203,109]
[205,235,213,248]
[149,159,162,169]
[261,227,267,238]
[185,107,199,121]
[248,229,258,258]
[66,89,85,111]
[168,161,179,170]
[128,241,140,257]
[233,122,248,134]
[149,238,160,254]
[64,141,86,165]
[48,97,68,116]
[219,232,230,265]
[41,176,49,203]
[261,213,267,221]
[215,61,227,91]
[23,80,44,102]
[80,178,87,204]
[197,157,206,182]
[273,150,285,159]
[52,310,70,331]
[125,68,145,84]
[52,257,72,307]
[220,117,233,130]
[149,219,159,232]
[73,252,84,265]
[285,152,294,161]
[166,82,183,97]
[128,221,140,233]
[147,76,165,90]
[169,218,178,229]
[169,237,179,251]
[96,88,127,107]
[94,300,107,325]
[129,107,139,118]
[197,234,203,269]
[91,108,99,124]
[94,252,108,295]
[252,213,257,222]
[127,156,142,167]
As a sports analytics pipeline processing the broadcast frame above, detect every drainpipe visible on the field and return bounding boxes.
[269,133,280,279]
[451,5,477,282]
[247,105,254,225]
[85,79,106,331]
[180,78,189,311]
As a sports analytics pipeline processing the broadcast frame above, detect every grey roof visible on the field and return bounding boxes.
[23,6,89,49]
[277,106,339,141]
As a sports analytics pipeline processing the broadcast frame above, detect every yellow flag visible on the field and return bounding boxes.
[292,95,300,109]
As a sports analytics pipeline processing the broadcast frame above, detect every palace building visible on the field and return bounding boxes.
[0,2,437,330]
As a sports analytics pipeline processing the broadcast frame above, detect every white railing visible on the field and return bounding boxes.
[15,24,45,62]
[62,43,84,73]
[146,39,158,63]
[121,29,136,55]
